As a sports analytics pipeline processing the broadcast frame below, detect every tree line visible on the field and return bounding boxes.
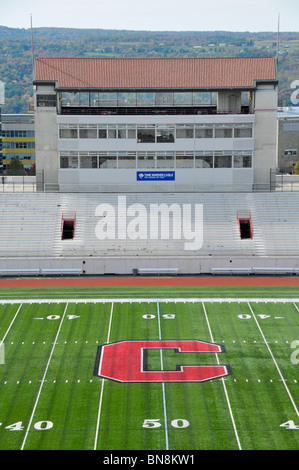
[0,26,298,113]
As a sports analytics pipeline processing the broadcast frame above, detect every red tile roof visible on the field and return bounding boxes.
[34,57,277,89]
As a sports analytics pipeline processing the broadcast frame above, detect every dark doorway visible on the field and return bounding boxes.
[61,213,76,240]
[237,212,253,239]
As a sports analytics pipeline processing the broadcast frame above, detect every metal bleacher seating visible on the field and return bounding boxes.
[0,191,299,275]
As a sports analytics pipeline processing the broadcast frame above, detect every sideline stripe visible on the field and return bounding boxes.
[94,302,114,450]
[248,302,299,419]
[21,302,69,450]
[157,301,169,451]
[1,298,299,304]
[202,301,242,450]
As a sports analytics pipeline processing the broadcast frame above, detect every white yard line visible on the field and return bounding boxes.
[202,301,242,450]
[20,303,69,450]
[0,303,23,347]
[292,301,299,316]
[0,303,23,366]
[94,302,114,450]
[247,301,299,419]
[157,301,169,451]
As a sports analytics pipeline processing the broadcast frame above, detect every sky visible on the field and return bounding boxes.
[1,0,298,32]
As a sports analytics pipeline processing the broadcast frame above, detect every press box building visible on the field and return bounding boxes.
[33,57,278,192]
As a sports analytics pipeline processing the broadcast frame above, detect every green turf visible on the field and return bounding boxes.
[1,297,299,450]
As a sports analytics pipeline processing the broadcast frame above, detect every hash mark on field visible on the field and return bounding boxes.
[248,302,299,420]
[202,301,242,450]
[21,303,69,450]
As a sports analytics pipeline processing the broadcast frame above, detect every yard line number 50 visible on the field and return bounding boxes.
[143,419,189,429]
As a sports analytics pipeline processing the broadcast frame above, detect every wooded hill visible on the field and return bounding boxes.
[1,26,298,113]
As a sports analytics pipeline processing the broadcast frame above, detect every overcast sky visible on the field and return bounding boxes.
[1,0,298,32]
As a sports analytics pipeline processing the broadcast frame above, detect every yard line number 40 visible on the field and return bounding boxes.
[1,420,53,431]
[280,420,299,430]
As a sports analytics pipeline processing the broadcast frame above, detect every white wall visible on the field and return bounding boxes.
[35,109,58,188]
[0,255,298,276]
[253,83,278,189]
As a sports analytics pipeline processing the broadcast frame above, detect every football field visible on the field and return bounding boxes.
[1,294,299,452]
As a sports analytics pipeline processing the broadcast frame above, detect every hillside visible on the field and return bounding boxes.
[0,26,298,113]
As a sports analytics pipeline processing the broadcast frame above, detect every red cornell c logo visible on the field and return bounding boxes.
[93,340,232,383]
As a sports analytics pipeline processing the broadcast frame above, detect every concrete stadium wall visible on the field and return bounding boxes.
[0,255,299,276]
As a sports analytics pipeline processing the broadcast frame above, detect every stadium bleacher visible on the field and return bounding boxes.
[0,191,298,275]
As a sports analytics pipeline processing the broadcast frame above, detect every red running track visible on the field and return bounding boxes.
[1,276,299,288]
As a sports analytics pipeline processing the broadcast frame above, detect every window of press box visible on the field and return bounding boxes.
[98,125,136,139]
[60,91,217,108]
[37,94,56,107]
[176,153,194,168]
[233,154,252,168]
[137,93,155,107]
[234,124,253,138]
[59,151,252,170]
[80,154,98,168]
[214,125,233,138]
[156,126,175,143]
[118,154,137,169]
[79,126,97,139]
[137,153,156,169]
[193,92,217,106]
[176,125,194,139]
[173,92,192,106]
[118,93,137,107]
[99,154,117,169]
[60,155,78,169]
[157,153,175,168]
[195,153,213,168]
[195,126,213,139]
[214,153,232,168]
[59,126,78,139]
[137,127,155,143]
